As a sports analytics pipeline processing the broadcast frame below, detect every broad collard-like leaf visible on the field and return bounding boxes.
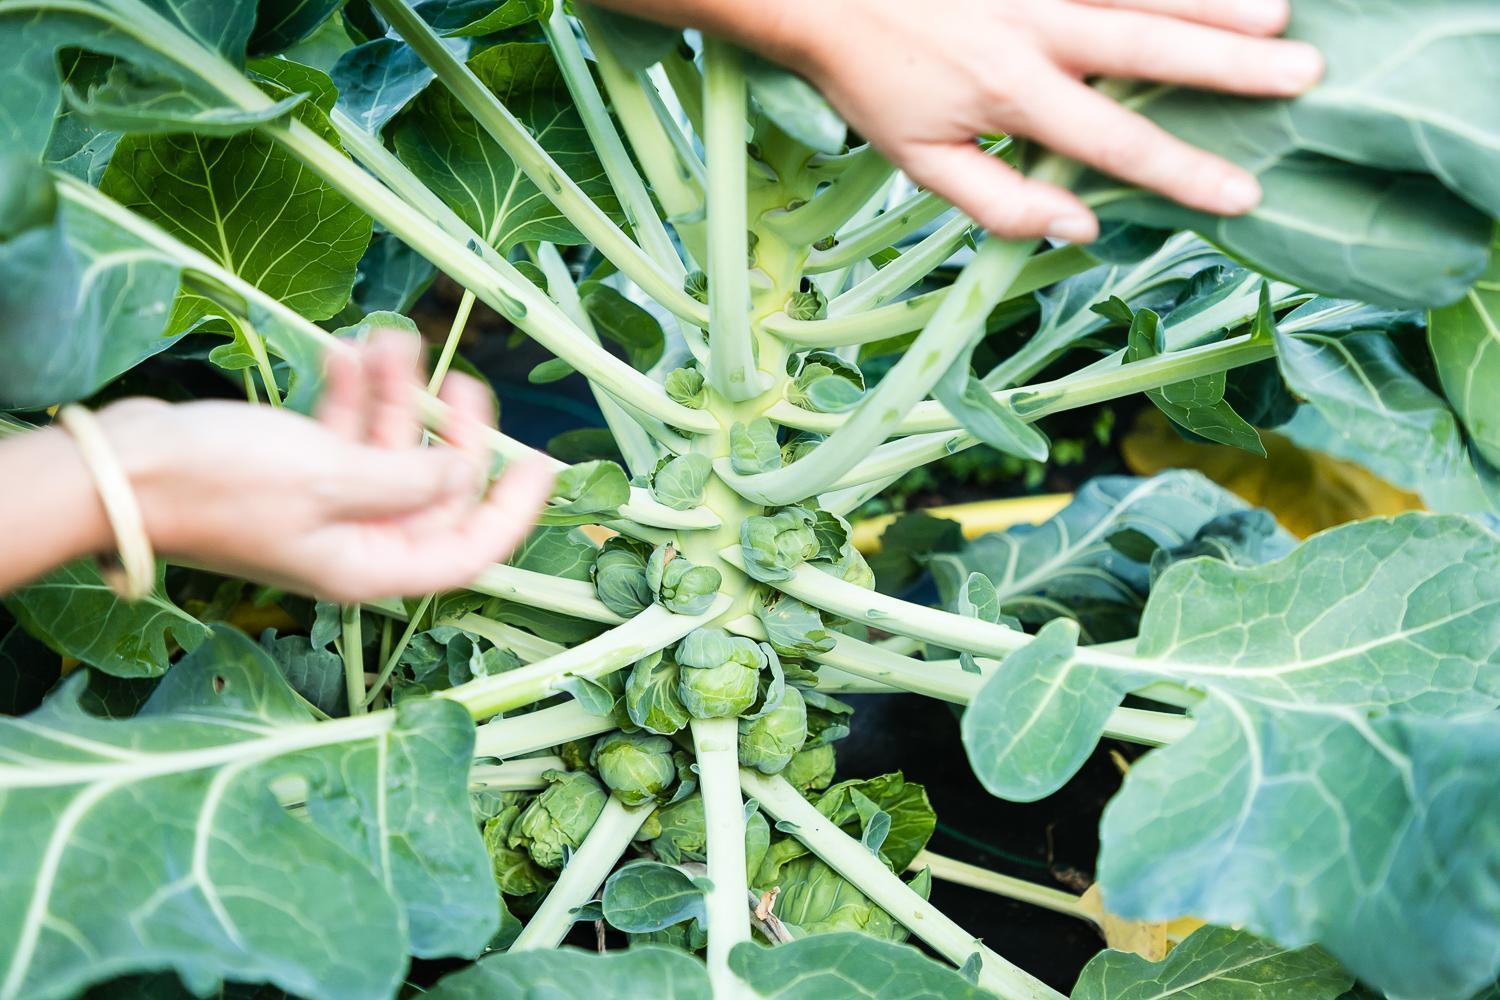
[601,860,707,934]
[390,42,621,252]
[743,53,847,155]
[1099,698,1500,1000]
[0,168,183,408]
[1085,0,1500,308]
[98,62,373,333]
[730,934,991,999]
[966,514,1500,801]
[1072,924,1352,999]
[0,0,258,160]
[1429,232,1500,470]
[332,35,469,136]
[424,945,711,1000]
[0,627,495,1000]
[4,561,209,679]
[929,471,1251,641]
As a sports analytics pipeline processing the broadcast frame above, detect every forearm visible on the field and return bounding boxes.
[0,428,113,594]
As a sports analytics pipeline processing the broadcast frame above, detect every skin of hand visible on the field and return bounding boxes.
[0,331,555,602]
[593,0,1325,242]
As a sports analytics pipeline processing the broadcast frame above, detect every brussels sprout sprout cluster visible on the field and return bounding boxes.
[591,538,721,618]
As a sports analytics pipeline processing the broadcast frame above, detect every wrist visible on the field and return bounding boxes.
[94,399,191,556]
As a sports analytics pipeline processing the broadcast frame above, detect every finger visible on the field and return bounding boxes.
[437,372,497,475]
[1045,6,1322,96]
[898,142,1098,242]
[1070,0,1290,36]
[316,345,365,441]
[332,446,473,518]
[365,328,423,449]
[1019,70,1263,217]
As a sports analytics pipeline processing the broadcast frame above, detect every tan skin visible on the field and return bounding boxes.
[0,332,554,602]
[595,0,1324,241]
[1,4,1319,597]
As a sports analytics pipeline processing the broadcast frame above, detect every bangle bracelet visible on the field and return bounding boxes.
[55,405,155,602]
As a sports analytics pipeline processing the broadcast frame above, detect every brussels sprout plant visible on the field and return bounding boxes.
[2,1,1500,999]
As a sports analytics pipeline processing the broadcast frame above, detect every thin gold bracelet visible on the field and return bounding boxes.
[55,405,155,602]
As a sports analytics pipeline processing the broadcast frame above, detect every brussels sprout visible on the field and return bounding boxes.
[831,545,876,591]
[665,366,706,409]
[483,802,556,897]
[591,731,678,806]
[785,284,828,322]
[675,628,766,718]
[544,460,631,526]
[780,431,824,466]
[625,650,691,735]
[738,685,808,774]
[591,536,653,617]
[789,350,863,412]
[511,769,608,870]
[772,855,914,942]
[647,546,722,616]
[740,508,820,583]
[756,593,835,659]
[783,743,837,792]
[650,453,712,511]
[649,794,770,880]
[683,269,708,304]
[729,417,782,474]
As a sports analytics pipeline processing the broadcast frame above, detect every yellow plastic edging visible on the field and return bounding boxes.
[851,493,1074,554]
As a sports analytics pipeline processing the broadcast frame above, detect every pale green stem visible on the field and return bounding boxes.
[469,756,565,793]
[428,291,478,395]
[768,146,896,246]
[829,214,973,316]
[510,795,654,951]
[441,597,731,720]
[741,771,1065,1000]
[715,235,1043,506]
[340,604,366,717]
[546,7,684,277]
[818,472,905,517]
[534,243,661,479]
[466,562,627,625]
[703,38,764,401]
[660,49,705,137]
[804,139,1012,273]
[0,415,29,438]
[910,850,1093,923]
[362,594,433,710]
[765,245,1093,347]
[473,700,617,760]
[452,614,566,663]
[799,333,1278,483]
[580,6,705,229]
[691,717,752,996]
[371,0,710,327]
[240,317,283,408]
[241,369,259,404]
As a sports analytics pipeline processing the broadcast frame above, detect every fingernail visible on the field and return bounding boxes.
[1233,0,1287,33]
[1274,42,1324,92]
[1218,173,1262,214]
[1045,216,1097,244]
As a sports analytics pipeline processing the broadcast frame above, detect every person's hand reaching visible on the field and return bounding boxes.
[651,0,1324,242]
[94,330,555,602]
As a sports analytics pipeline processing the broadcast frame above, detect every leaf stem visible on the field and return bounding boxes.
[472,700,617,760]
[829,214,973,316]
[909,850,1093,923]
[369,0,709,328]
[468,755,565,793]
[740,771,1065,1000]
[510,794,655,951]
[340,604,366,716]
[767,146,895,246]
[362,594,433,709]
[692,717,752,995]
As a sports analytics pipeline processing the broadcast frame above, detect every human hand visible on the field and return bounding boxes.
[98,331,555,602]
[781,0,1324,241]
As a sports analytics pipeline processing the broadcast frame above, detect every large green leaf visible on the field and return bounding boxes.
[601,860,707,934]
[0,627,495,999]
[0,0,257,159]
[1089,0,1500,308]
[331,36,468,137]
[0,157,184,409]
[1072,925,1352,999]
[730,934,991,999]
[928,471,1254,641]
[98,63,372,330]
[4,561,209,679]
[389,42,621,252]
[1430,233,1500,469]
[1100,698,1500,1000]
[424,945,711,999]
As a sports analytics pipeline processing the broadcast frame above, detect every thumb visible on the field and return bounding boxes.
[899,142,1097,242]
